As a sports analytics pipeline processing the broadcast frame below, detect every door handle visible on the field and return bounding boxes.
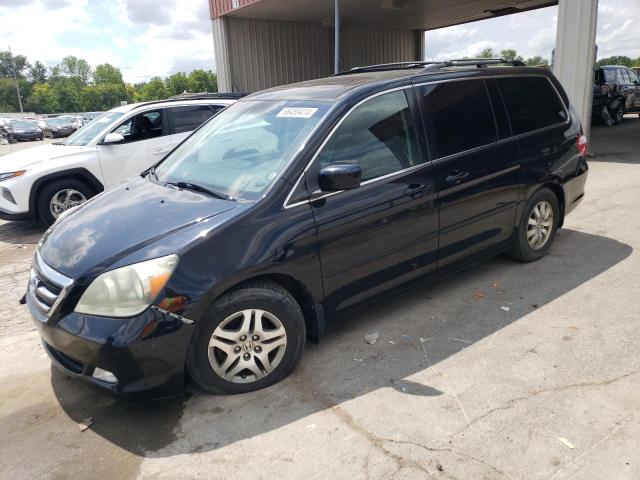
[445,171,469,185]
[152,148,170,155]
[404,184,429,197]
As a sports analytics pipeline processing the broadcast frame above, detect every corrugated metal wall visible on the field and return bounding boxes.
[214,17,421,92]
[340,26,419,69]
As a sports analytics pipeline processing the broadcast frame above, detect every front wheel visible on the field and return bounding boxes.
[37,179,94,226]
[187,281,306,395]
[613,104,625,124]
[508,188,559,262]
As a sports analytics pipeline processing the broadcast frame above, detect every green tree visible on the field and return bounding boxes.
[28,61,48,82]
[58,56,92,87]
[27,83,59,113]
[0,51,29,78]
[477,48,495,59]
[137,76,167,101]
[525,56,549,67]
[597,56,634,67]
[51,79,82,112]
[93,63,124,85]
[500,49,524,62]
[0,77,19,112]
[165,72,190,96]
[84,83,128,110]
[187,69,218,92]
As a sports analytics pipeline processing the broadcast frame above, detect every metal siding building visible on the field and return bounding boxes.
[209,0,599,136]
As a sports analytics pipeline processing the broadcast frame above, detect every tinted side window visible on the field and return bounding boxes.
[168,105,223,134]
[629,69,640,83]
[497,77,567,135]
[317,90,421,182]
[113,110,164,143]
[419,80,497,158]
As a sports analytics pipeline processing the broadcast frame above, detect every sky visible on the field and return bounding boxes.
[0,0,638,84]
[424,0,640,63]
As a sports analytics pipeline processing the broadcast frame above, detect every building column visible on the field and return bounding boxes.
[553,0,599,140]
[415,30,425,61]
[212,17,232,92]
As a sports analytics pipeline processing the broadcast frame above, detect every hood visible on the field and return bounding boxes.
[0,144,95,171]
[39,176,239,279]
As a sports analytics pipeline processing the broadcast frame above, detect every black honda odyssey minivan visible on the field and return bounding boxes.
[26,59,588,398]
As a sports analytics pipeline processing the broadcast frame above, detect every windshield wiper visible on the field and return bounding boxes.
[147,166,158,180]
[167,181,234,201]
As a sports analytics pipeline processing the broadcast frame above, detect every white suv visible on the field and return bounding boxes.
[0,94,240,225]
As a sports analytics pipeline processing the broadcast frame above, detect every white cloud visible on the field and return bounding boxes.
[0,0,91,66]
[426,0,640,63]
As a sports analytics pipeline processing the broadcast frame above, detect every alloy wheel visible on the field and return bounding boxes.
[527,200,554,250]
[208,309,287,383]
[49,189,87,219]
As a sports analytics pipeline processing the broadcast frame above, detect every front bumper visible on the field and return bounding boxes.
[0,208,32,221]
[14,132,42,141]
[27,289,194,400]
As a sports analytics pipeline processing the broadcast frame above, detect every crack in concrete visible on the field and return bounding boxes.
[451,369,640,438]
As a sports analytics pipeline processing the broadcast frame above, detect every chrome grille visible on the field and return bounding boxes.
[28,252,73,319]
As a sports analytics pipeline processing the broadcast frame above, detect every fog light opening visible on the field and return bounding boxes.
[92,367,118,384]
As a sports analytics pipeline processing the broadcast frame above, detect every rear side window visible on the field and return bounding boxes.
[168,105,223,134]
[497,77,567,135]
[419,80,497,159]
[317,90,421,182]
[603,69,617,82]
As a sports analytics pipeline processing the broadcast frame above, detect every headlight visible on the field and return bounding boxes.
[75,255,179,317]
[0,171,25,182]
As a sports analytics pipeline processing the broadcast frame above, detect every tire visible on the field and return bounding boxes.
[186,281,306,395]
[37,178,94,227]
[613,103,625,124]
[601,106,615,127]
[508,188,560,262]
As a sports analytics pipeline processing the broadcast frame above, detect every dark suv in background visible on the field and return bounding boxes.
[27,59,588,399]
[592,65,640,126]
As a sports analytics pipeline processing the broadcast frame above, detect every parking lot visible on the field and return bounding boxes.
[0,118,639,479]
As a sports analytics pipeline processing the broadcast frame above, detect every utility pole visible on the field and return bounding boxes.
[8,46,24,114]
[334,0,340,74]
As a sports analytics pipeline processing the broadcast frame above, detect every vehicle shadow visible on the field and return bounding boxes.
[51,228,632,457]
[0,220,45,245]
[589,116,639,164]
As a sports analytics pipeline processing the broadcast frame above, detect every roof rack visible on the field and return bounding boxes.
[335,58,525,76]
[167,92,247,100]
[132,92,247,109]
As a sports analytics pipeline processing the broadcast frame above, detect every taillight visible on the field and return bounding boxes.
[576,134,588,157]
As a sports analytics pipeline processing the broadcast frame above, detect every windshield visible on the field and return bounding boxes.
[10,120,38,129]
[63,111,124,146]
[154,100,332,201]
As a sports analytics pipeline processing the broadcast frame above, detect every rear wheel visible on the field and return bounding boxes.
[187,281,306,395]
[509,188,559,262]
[37,178,94,226]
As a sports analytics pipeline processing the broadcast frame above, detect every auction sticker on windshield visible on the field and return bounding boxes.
[276,107,318,118]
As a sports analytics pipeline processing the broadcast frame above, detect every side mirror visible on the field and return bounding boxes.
[101,132,124,144]
[319,163,362,192]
